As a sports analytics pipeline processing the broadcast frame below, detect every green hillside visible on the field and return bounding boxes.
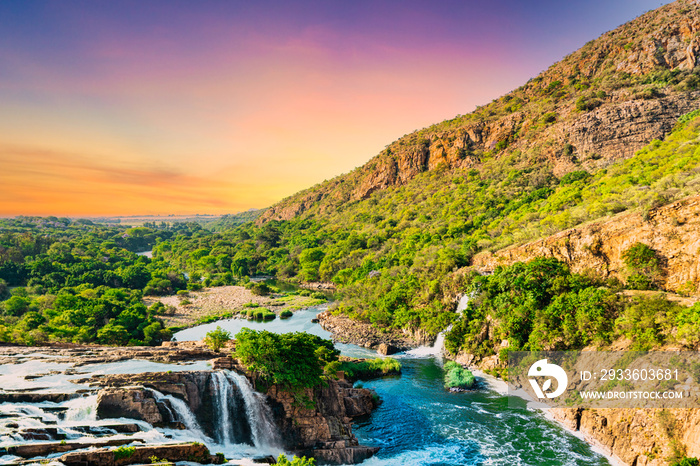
[153,111,700,346]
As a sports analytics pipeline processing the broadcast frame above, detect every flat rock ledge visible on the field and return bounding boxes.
[59,442,223,466]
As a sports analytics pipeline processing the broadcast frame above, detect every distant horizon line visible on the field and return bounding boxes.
[0,209,263,220]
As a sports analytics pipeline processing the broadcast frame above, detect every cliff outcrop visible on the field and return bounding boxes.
[471,193,700,295]
[266,379,378,465]
[553,407,700,466]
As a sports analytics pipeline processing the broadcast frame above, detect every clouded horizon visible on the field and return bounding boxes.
[0,0,673,216]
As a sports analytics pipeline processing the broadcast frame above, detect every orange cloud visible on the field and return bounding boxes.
[0,145,242,216]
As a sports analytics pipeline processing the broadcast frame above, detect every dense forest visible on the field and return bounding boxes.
[0,218,204,345]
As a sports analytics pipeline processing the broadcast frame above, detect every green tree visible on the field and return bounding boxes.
[299,248,325,282]
[120,264,152,289]
[204,326,231,352]
[621,242,662,290]
[4,296,30,316]
[234,329,339,391]
[97,322,130,345]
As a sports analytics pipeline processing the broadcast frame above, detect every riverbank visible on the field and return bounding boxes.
[144,285,325,329]
[317,311,432,352]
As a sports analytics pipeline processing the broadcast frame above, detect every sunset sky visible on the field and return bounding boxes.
[0,0,672,216]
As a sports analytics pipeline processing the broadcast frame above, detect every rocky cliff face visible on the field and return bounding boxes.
[92,369,378,465]
[553,407,700,466]
[471,193,700,295]
[266,379,378,465]
[260,0,700,222]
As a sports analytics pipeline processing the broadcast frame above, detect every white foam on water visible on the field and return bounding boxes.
[63,394,98,421]
[402,328,450,358]
[356,443,475,466]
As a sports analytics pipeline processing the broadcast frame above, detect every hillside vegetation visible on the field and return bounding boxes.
[150,111,700,346]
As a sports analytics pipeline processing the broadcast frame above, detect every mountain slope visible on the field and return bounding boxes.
[261,0,700,222]
[158,0,700,345]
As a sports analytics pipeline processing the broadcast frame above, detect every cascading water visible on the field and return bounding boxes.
[147,388,209,442]
[223,371,280,450]
[403,294,471,358]
[64,394,98,421]
[211,371,234,445]
[456,293,471,313]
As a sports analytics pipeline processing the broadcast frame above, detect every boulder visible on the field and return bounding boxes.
[96,388,166,425]
[376,343,398,356]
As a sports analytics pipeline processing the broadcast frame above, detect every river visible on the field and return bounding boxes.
[173,307,612,466]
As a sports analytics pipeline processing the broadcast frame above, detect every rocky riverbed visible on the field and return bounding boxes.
[0,343,379,465]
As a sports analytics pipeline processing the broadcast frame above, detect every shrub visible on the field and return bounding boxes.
[559,170,590,185]
[575,95,601,112]
[671,458,699,466]
[615,296,680,350]
[541,112,557,124]
[443,361,476,389]
[113,446,135,460]
[276,455,316,466]
[280,309,293,318]
[252,308,276,321]
[621,242,662,290]
[248,282,271,296]
[339,357,401,380]
[204,326,231,352]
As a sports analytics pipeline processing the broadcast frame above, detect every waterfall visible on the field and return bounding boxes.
[223,371,280,450]
[144,372,279,450]
[403,294,471,358]
[147,388,209,441]
[211,371,234,445]
[456,293,472,313]
[404,332,448,358]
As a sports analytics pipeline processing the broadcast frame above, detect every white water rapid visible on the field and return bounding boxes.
[402,294,471,358]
